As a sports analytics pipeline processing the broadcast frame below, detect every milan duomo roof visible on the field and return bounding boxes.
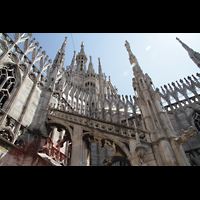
[0,33,200,166]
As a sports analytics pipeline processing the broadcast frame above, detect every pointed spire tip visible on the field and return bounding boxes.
[63,37,67,43]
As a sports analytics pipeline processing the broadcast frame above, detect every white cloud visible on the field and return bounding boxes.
[146,46,151,51]
[123,71,128,76]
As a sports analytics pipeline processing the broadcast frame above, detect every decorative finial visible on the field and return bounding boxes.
[81,42,84,46]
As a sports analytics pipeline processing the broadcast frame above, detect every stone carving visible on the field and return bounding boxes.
[0,64,16,108]
[174,126,197,146]
[135,132,148,166]
[125,40,138,66]
[0,129,13,142]
[8,52,19,64]
[1,33,200,166]
[47,108,149,142]
[125,40,131,52]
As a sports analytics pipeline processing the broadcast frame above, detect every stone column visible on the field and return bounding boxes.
[70,125,88,166]
[50,127,57,157]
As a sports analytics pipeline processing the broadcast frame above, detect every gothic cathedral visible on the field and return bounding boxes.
[0,33,200,166]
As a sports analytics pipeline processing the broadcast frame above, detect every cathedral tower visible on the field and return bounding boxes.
[125,40,192,166]
[76,42,87,72]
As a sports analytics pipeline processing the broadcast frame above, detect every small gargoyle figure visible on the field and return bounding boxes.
[174,126,197,146]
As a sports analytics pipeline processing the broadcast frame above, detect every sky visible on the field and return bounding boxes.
[32,33,200,96]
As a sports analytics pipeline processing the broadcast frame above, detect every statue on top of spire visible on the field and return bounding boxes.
[125,40,139,66]
[61,37,67,52]
[80,42,85,54]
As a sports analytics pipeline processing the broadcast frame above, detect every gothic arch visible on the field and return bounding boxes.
[46,118,73,141]
[82,131,133,166]
[110,100,117,114]
[117,98,124,113]
[103,98,110,109]
[103,99,111,121]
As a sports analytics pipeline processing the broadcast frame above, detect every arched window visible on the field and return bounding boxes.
[0,64,16,108]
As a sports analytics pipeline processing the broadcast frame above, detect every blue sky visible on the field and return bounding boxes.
[32,33,200,96]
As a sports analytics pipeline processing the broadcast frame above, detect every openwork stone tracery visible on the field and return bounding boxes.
[0,64,16,108]
[0,33,199,166]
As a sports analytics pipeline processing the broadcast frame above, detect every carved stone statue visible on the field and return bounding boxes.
[125,40,138,66]
[174,126,197,146]
[135,132,148,166]
[125,40,131,52]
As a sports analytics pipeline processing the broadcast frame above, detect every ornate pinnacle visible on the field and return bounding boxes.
[61,37,67,51]
[176,37,192,52]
